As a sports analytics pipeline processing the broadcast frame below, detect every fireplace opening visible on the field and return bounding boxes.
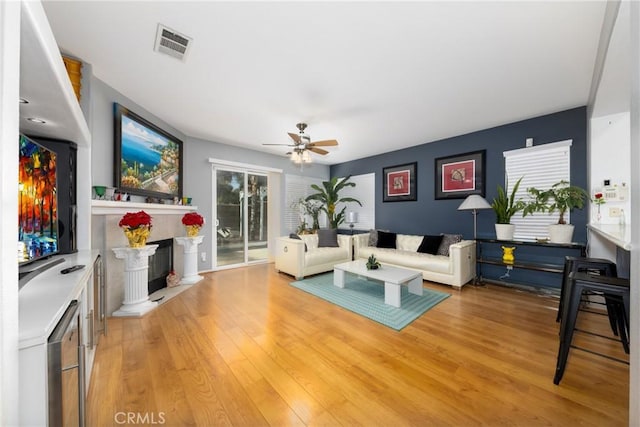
[148,238,173,295]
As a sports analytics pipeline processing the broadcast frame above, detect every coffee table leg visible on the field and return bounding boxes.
[384,282,401,307]
[408,276,423,296]
[334,269,345,288]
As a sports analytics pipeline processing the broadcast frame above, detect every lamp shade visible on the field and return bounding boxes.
[346,211,358,224]
[457,195,492,211]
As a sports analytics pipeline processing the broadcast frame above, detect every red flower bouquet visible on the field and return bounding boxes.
[119,210,152,229]
[182,212,204,237]
[182,212,204,227]
[119,211,152,248]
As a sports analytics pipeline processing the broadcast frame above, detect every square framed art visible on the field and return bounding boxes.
[434,150,485,199]
[383,162,417,202]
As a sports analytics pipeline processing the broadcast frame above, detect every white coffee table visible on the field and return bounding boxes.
[333,260,423,308]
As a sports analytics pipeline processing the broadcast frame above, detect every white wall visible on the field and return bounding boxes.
[588,1,639,423]
[0,2,21,424]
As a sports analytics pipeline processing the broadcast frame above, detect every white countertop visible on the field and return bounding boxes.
[587,223,632,250]
[19,250,99,349]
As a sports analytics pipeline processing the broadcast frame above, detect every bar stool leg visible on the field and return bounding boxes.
[554,281,583,385]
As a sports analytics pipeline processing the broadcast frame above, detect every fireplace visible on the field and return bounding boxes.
[148,238,174,294]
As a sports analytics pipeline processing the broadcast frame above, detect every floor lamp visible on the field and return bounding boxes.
[457,195,492,239]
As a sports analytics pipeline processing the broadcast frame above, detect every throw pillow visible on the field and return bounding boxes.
[417,235,444,255]
[368,229,378,247]
[376,231,397,249]
[437,234,463,256]
[289,233,307,252]
[317,228,339,247]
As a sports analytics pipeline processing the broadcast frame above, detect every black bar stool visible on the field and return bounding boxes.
[554,271,630,385]
[557,257,623,339]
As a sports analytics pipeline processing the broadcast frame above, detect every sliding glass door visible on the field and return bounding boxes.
[214,168,268,268]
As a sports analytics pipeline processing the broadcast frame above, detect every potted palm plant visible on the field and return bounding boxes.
[306,176,362,229]
[491,176,524,241]
[522,180,589,243]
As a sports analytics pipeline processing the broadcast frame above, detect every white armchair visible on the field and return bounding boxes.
[275,234,353,280]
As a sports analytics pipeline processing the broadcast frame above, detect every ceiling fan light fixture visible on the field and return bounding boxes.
[302,150,312,163]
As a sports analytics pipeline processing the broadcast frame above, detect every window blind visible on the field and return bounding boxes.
[337,173,375,231]
[504,140,572,240]
[283,174,325,233]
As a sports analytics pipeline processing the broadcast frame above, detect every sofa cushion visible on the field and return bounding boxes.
[418,235,444,255]
[318,228,339,247]
[376,231,397,248]
[289,233,307,251]
[397,234,423,252]
[305,247,348,265]
[437,234,463,256]
[365,248,451,275]
[368,229,378,246]
[300,234,319,251]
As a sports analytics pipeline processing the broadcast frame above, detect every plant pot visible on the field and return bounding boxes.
[548,224,574,244]
[495,224,515,241]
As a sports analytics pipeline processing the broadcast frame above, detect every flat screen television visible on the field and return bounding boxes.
[18,134,60,265]
[114,103,183,200]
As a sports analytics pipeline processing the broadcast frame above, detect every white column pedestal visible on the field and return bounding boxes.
[175,236,204,285]
[112,245,159,317]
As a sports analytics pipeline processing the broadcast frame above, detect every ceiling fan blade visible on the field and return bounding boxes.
[288,132,301,144]
[309,139,338,147]
[308,147,329,155]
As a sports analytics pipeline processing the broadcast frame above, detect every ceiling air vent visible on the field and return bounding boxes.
[154,24,192,61]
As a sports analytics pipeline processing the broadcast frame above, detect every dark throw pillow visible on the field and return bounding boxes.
[376,231,397,249]
[417,235,444,255]
[437,234,463,256]
[289,233,307,252]
[317,228,339,248]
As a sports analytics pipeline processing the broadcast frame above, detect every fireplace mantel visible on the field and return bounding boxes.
[91,200,198,216]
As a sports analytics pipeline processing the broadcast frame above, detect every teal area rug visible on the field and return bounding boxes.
[291,272,450,330]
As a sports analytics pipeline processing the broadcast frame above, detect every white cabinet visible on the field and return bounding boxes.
[18,250,100,425]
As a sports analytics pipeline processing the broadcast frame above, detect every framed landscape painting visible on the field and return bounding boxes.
[434,150,485,199]
[383,162,417,202]
[114,103,183,200]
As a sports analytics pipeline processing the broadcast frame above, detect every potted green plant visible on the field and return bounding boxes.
[366,254,381,270]
[522,180,589,243]
[306,176,362,229]
[490,176,525,240]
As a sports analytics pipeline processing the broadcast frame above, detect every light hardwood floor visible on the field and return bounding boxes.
[88,264,629,426]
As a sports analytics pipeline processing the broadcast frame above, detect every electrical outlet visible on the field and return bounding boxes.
[609,207,621,217]
[200,252,206,262]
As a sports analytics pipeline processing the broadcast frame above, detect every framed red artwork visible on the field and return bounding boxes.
[435,150,485,199]
[383,162,417,202]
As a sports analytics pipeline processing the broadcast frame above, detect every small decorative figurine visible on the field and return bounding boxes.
[502,246,516,264]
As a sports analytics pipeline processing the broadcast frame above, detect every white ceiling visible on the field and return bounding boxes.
[40,1,607,165]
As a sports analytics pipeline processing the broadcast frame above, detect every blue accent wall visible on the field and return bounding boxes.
[330,107,588,289]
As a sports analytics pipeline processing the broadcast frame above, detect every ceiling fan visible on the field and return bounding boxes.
[263,123,338,163]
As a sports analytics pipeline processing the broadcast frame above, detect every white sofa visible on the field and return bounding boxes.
[353,233,475,289]
[275,234,353,279]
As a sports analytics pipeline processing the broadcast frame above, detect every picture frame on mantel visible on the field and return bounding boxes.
[434,150,485,200]
[383,162,417,202]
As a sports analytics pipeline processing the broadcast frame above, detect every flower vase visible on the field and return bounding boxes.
[123,226,150,248]
[185,225,201,237]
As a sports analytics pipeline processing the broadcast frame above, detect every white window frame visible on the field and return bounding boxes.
[504,140,572,240]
